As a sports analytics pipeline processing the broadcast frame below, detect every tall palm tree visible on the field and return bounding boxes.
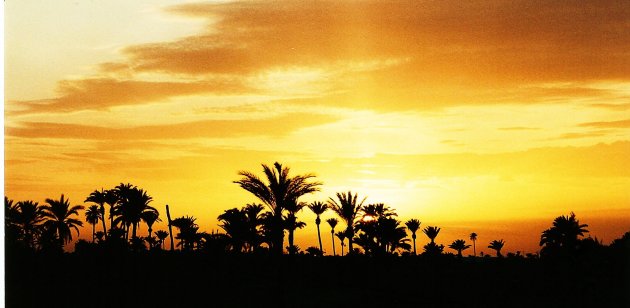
[335,231,346,256]
[284,204,307,255]
[469,232,478,256]
[85,205,101,242]
[488,239,505,257]
[234,162,321,255]
[41,194,84,248]
[141,210,160,239]
[423,226,441,244]
[85,189,108,239]
[326,218,338,256]
[104,189,118,229]
[308,201,329,254]
[449,239,471,257]
[14,200,45,249]
[218,208,249,252]
[405,219,421,255]
[155,230,169,249]
[328,191,366,255]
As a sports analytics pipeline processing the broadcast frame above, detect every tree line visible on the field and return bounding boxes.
[5,162,629,259]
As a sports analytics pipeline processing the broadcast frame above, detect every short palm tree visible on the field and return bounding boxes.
[469,232,478,256]
[540,212,589,257]
[449,239,471,257]
[155,230,169,249]
[41,194,84,248]
[326,218,338,256]
[113,184,156,239]
[328,191,366,255]
[405,219,421,255]
[335,231,346,256]
[85,205,102,242]
[13,200,45,249]
[85,189,109,239]
[234,162,321,255]
[308,201,329,254]
[141,210,160,239]
[423,226,441,243]
[488,239,505,257]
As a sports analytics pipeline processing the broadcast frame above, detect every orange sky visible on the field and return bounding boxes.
[4,0,630,254]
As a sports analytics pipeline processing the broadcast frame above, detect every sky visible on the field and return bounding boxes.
[5,0,630,255]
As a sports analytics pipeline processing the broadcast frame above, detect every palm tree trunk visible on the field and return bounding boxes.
[316,220,323,254]
[341,243,344,256]
[473,240,476,256]
[347,227,353,255]
[331,230,336,256]
[132,222,137,239]
[100,204,107,239]
[92,224,96,243]
[412,234,417,255]
[109,205,114,230]
[166,204,175,251]
[288,228,295,255]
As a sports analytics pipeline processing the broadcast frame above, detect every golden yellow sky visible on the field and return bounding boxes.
[5,0,630,254]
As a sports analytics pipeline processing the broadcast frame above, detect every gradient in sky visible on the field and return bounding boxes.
[5,0,630,254]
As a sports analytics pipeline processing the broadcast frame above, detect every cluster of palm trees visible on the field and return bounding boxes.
[6,162,602,259]
[5,195,84,251]
[223,162,508,257]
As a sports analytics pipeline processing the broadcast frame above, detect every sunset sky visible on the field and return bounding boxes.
[5,0,630,254]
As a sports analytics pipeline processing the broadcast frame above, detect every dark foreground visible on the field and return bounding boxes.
[6,251,629,308]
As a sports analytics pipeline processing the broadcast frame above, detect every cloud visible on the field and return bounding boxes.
[579,119,630,128]
[6,113,339,140]
[123,0,630,83]
[499,127,541,131]
[13,78,254,113]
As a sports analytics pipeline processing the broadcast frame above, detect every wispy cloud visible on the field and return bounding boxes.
[579,119,630,128]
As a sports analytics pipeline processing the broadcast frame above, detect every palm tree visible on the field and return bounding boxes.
[141,210,160,239]
[15,201,45,248]
[449,239,471,257]
[308,201,329,254]
[284,203,307,255]
[242,203,265,251]
[41,194,84,248]
[155,230,169,249]
[326,218,338,256]
[171,216,199,250]
[405,219,421,255]
[328,191,366,255]
[488,239,505,257]
[218,208,249,252]
[335,231,346,256]
[84,205,101,242]
[540,212,589,257]
[234,162,321,255]
[113,184,156,240]
[423,226,441,244]
[104,189,118,229]
[469,232,478,256]
[85,189,108,239]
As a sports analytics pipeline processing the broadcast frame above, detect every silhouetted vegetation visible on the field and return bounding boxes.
[5,162,629,307]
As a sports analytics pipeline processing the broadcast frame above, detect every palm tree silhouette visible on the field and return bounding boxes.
[335,231,346,256]
[328,191,366,255]
[488,239,505,257]
[218,208,249,252]
[540,212,589,257]
[405,219,421,255]
[234,162,321,255]
[243,203,265,252]
[423,226,441,244]
[469,232,478,256]
[113,184,157,240]
[141,210,160,239]
[285,200,307,255]
[85,189,109,239]
[326,218,338,256]
[449,239,471,257]
[85,205,101,242]
[308,201,329,254]
[41,194,84,248]
[171,216,199,250]
[13,200,45,249]
[155,230,169,249]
